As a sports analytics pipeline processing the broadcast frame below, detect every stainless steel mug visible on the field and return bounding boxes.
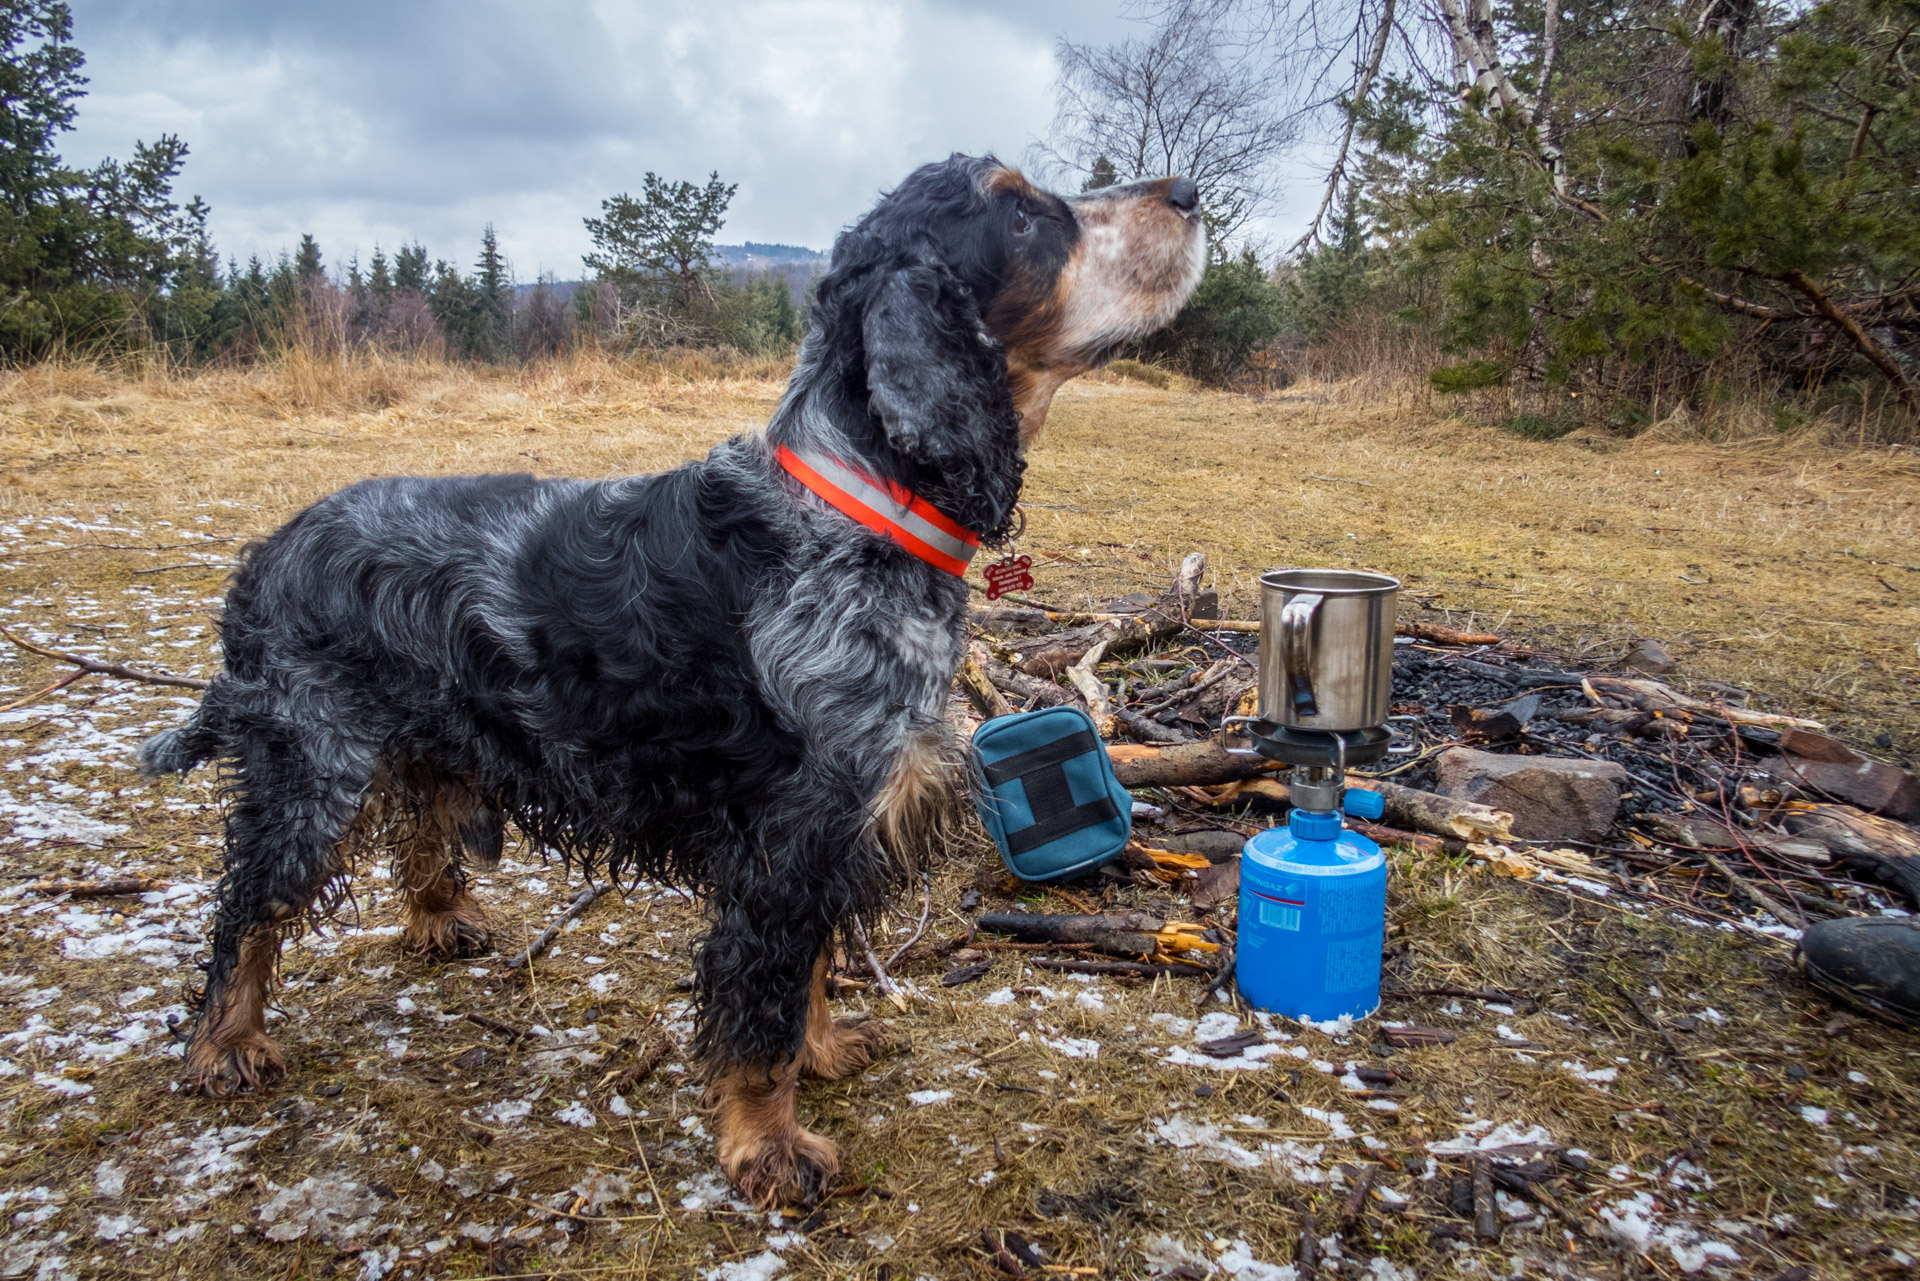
[1257,568,1399,732]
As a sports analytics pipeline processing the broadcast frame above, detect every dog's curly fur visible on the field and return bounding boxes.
[139,154,1204,1206]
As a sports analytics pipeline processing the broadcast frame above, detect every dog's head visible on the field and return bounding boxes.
[791,153,1205,539]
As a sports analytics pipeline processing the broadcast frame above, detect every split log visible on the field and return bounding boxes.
[1636,812,1831,864]
[1114,706,1193,745]
[1106,737,1281,789]
[1778,802,1920,908]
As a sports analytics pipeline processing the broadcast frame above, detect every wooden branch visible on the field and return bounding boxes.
[505,884,613,969]
[1031,957,1210,978]
[883,876,933,970]
[1293,0,1398,253]
[976,649,1074,710]
[1115,706,1191,744]
[1066,639,1114,736]
[24,876,169,898]
[1347,779,1514,842]
[958,647,1015,720]
[850,914,908,1011]
[1781,267,1920,423]
[1700,850,1804,928]
[1106,737,1281,789]
[1397,621,1503,646]
[1,626,210,691]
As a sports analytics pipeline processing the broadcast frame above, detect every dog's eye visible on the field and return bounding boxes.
[1011,205,1033,237]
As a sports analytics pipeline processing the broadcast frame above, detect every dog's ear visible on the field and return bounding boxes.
[859,257,1023,537]
[863,258,1017,465]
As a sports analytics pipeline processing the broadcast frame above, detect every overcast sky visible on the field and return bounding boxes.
[63,0,1301,282]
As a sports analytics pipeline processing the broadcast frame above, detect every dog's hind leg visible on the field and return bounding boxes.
[395,777,496,960]
[798,948,887,1081]
[184,732,375,1098]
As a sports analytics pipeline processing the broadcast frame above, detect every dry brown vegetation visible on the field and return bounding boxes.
[0,353,1913,1280]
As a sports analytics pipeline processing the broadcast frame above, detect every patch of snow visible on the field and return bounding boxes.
[908,1090,954,1107]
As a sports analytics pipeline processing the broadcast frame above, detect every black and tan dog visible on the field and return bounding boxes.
[141,154,1204,1205]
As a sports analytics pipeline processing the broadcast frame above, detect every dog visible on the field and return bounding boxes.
[140,153,1205,1206]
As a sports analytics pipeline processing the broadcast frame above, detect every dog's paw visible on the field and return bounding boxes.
[802,1015,889,1081]
[181,1033,286,1098]
[719,1126,841,1209]
[404,905,492,959]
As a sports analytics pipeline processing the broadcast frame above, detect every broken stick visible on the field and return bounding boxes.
[24,876,169,898]
[505,884,614,969]
[1,626,210,691]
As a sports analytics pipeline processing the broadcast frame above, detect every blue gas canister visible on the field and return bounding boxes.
[1236,790,1388,1022]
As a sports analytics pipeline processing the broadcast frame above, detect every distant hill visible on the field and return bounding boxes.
[711,242,827,266]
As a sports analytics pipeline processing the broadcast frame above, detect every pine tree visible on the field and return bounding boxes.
[474,224,512,360]
[294,234,322,283]
[1082,155,1119,191]
[582,171,735,318]
[367,246,392,302]
[393,241,429,293]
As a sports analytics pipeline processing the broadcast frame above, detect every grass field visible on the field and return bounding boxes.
[0,355,1913,1280]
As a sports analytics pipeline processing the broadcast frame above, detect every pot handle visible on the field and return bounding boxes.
[1280,592,1324,717]
[1219,714,1263,757]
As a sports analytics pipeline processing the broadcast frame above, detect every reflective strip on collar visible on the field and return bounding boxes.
[776,444,981,575]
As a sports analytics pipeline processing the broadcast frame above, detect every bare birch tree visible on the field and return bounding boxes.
[1032,8,1296,244]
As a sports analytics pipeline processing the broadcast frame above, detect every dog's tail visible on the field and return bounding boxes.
[139,699,222,777]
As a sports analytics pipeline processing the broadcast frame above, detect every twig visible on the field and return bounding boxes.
[132,563,223,576]
[0,670,87,713]
[1296,1212,1319,1280]
[1700,850,1805,930]
[850,914,908,1011]
[464,1012,531,1044]
[883,875,933,970]
[1340,1165,1378,1229]
[1472,1156,1501,1241]
[1032,958,1210,978]
[23,876,170,899]
[0,626,210,691]
[1609,979,1694,1076]
[1194,944,1236,1007]
[505,884,613,969]
[1301,473,1377,488]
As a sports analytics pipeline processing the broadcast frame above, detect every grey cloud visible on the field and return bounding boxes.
[63,0,1123,278]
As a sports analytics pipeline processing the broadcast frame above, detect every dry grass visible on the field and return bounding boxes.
[0,354,1914,1280]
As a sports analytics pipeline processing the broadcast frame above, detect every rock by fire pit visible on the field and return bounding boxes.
[1434,748,1630,844]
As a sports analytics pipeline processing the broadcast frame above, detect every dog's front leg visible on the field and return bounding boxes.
[696,882,845,1207]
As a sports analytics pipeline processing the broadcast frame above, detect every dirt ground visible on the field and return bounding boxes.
[0,357,1914,1281]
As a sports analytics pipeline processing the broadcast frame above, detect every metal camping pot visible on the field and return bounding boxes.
[1256,568,1399,733]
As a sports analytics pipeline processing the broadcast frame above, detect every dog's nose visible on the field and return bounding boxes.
[1166,178,1199,214]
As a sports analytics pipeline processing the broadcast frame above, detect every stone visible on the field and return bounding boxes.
[1434,748,1630,844]
[1624,638,1678,675]
[1769,750,1920,822]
